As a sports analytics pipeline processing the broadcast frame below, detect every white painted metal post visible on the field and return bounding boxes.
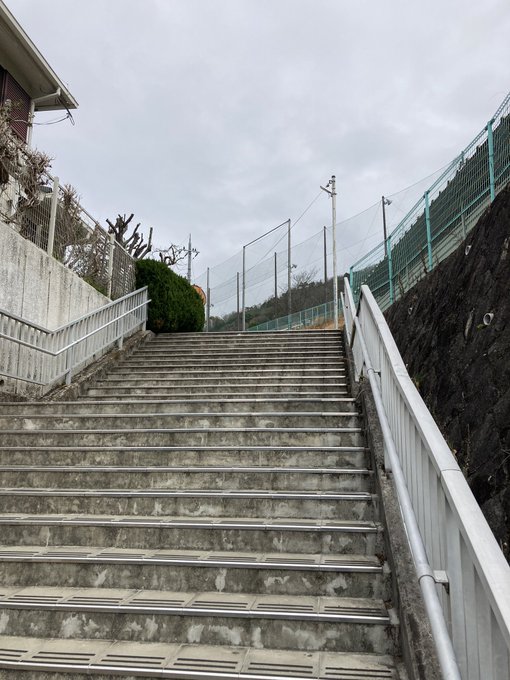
[46,176,59,257]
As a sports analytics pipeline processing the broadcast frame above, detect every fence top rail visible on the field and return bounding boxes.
[0,287,148,336]
[356,281,510,647]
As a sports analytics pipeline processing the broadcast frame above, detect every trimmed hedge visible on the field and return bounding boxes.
[135,259,205,333]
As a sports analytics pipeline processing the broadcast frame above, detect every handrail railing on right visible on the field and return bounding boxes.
[0,287,149,388]
[342,276,510,680]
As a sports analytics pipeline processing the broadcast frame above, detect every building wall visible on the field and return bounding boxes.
[0,219,109,397]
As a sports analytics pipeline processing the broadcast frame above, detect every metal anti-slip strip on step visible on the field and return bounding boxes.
[0,465,370,475]
[0,546,383,572]
[0,643,394,678]
[0,514,380,532]
[0,589,390,624]
[0,489,373,501]
[0,426,363,435]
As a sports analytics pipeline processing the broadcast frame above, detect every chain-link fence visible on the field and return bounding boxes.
[0,143,135,300]
[195,166,451,331]
[350,92,510,310]
[194,91,510,329]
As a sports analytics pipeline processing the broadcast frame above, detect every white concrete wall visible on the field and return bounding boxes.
[0,219,109,397]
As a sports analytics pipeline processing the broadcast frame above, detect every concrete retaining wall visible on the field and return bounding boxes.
[0,220,109,398]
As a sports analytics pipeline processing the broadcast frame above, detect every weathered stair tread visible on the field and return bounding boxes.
[0,488,373,500]
[0,464,370,475]
[0,513,380,531]
[0,397,358,415]
[0,635,399,678]
[0,545,383,571]
[0,330,402,673]
[0,585,391,623]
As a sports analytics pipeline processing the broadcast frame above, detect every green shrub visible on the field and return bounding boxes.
[135,259,205,333]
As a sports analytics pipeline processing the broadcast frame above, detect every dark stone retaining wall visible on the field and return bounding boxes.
[385,185,510,560]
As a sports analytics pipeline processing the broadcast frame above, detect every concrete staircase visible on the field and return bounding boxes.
[0,330,404,678]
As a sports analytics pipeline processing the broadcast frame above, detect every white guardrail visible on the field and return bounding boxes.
[342,277,510,680]
[0,287,148,387]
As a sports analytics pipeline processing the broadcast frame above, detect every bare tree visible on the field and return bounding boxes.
[154,244,199,268]
[106,213,153,259]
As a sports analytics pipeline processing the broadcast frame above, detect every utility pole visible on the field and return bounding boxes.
[382,196,391,256]
[287,219,292,321]
[320,176,338,329]
[186,234,192,282]
[382,196,394,303]
[323,226,328,304]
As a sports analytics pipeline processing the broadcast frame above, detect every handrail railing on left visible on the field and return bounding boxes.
[0,287,149,387]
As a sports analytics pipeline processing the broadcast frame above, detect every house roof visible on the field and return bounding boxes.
[0,0,78,111]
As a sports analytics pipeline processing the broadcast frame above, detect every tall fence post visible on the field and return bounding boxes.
[46,176,59,257]
[387,236,394,304]
[424,191,433,271]
[236,272,240,331]
[287,219,291,327]
[487,119,496,201]
[242,246,246,331]
[106,233,115,299]
[274,252,278,321]
[206,267,210,333]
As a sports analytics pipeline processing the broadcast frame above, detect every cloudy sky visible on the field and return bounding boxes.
[6,0,510,303]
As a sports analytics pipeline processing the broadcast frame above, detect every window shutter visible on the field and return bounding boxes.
[0,67,31,142]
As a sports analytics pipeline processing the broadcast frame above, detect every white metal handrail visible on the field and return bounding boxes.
[342,277,510,680]
[0,287,149,387]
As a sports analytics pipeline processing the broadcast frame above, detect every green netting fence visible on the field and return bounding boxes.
[350,92,510,310]
[248,299,343,332]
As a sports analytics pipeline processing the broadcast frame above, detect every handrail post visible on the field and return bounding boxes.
[46,176,59,257]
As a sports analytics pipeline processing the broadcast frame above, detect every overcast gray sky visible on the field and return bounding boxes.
[7,0,510,292]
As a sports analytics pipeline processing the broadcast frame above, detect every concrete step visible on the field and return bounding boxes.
[107,368,347,380]
[0,412,360,431]
[0,514,383,554]
[95,376,348,387]
[126,348,346,366]
[120,356,345,367]
[0,636,401,679]
[147,331,342,342]
[0,398,358,415]
[0,488,375,520]
[0,466,374,492]
[85,386,350,397]
[0,586,397,654]
[0,426,365,448]
[0,445,370,469]
[110,366,347,378]
[0,546,389,598]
